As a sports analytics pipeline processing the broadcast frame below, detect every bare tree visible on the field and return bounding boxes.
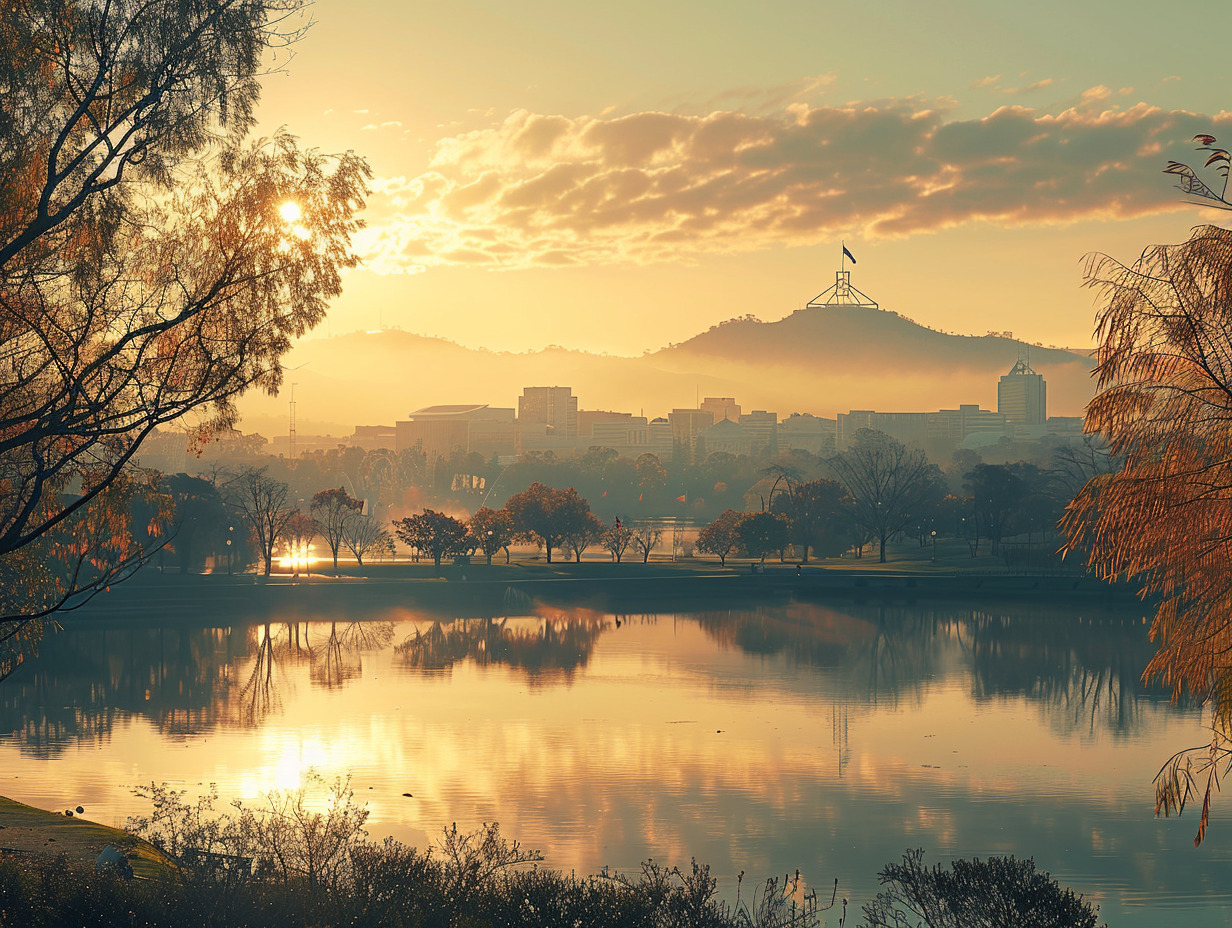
[228,469,296,576]
[340,512,391,567]
[629,525,663,564]
[829,430,945,563]
[601,519,636,563]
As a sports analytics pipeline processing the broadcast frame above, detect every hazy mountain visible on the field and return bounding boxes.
[234,307,1094,438]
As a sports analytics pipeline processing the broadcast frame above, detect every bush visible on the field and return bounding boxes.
[862,849,1104,928]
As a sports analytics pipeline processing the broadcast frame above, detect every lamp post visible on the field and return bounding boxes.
[226,525,234,575]
[931,529,937,562]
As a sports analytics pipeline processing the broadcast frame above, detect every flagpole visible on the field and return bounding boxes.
[841,240,845,274]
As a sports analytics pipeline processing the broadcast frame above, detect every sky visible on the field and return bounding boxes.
[253,0,1232,355]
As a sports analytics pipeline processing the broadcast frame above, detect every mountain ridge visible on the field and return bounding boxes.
[234,307,1095,438]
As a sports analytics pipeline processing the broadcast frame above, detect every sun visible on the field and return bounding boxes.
[279,201,303,223]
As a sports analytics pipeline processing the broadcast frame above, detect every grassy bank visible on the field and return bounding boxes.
[0,797,174,880]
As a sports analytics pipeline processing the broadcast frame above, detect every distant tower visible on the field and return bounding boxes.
[806,247,879,310]
[997,352,1046,425]
[288,382,297,460]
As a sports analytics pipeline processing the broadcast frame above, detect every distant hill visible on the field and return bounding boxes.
[233,309,1095,439]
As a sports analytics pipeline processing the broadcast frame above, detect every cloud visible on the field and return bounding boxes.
[970,75,1001,89]
[357,97,1232,273]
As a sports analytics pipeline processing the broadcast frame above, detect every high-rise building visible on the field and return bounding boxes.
[997,358,1046,426]
[518,386,578,441]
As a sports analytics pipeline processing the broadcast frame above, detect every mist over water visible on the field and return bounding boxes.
[1,597,1228,927]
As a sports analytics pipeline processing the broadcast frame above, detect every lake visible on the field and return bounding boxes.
[1,591,1229,926]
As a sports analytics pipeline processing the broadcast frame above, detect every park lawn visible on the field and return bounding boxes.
[0,796,175,879]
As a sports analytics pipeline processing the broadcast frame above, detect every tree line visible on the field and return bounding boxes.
[135,427,1115,575]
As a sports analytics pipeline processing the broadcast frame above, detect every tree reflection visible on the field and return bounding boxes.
[692,601,1157,734]
[309,621,394,689]
[395,613,608,681]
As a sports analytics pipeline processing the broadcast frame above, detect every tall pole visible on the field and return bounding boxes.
[289,382,297,461]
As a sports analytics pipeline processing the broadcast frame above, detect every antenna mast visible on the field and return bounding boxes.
[289,383,298,461]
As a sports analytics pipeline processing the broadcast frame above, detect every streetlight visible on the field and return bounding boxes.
[227,525,234,575]
[930,530,937,562]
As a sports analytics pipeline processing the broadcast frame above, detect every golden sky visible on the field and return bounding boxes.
[254,0,1232,355]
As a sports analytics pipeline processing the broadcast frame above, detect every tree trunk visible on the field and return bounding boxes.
[879,536,887,563]
[333,549,339,575]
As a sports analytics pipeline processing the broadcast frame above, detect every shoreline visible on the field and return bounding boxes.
[65,561,1146,627]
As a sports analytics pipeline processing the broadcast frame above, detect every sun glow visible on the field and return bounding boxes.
[278,201,302,223]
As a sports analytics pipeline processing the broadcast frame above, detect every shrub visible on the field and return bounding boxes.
[862,849,1104,928]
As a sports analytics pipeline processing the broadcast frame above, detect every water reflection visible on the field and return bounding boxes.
[0,602,1161,754]
[3,598,1228,928]
[394,612,607,680]
[692,603,1158,735]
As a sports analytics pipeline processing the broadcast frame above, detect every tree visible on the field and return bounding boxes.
[634,453,668,490]
[340,512,391,568]
[1063,223,1232,844]
[468,507,514,565]
[562,512,604,563]
[0,0,369,660]
[282,511,316,578]
[696,510,743,566]
[162,474,228,574]
[601,518,636,563]
[228,469,297,577]
[736,511,789,566]
[505,483,591,564]
[863,850,1102,928]
[311,488,363,574]
[965,464,1029,556]
[629,524,663,564]
[393,510,469,569]
[770,478,851,562]
[829,430,945,563]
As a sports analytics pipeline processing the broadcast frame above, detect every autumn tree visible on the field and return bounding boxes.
[393,510,469,569]
[736,511,789,566]
[311,487,363,573]
[696,510,743,566]
[505,483,591,563]
[227,469,297,577]
[0,0,369,663]
[1062,223,1232,844]
[468,506,514,565]
[829,430,945,563]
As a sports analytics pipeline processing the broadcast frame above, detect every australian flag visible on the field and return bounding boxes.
[842,244,857,264]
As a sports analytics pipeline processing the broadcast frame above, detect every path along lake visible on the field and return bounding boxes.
[2,585,1230,926]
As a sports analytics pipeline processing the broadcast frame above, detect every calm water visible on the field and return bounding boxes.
[2,595,1230,926]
